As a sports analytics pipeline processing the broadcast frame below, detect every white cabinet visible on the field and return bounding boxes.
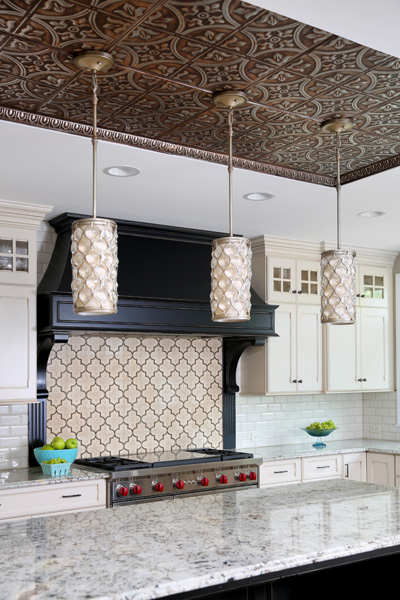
[395,456,400,488]
[325,307,391,392]
[0,200,52,404]
[267,256,320,305]
[260,458,301,487]
[241,303,322,394]
[342,452,367,482]
[302,454,342,481]
[0,287,36,402]
[0,479,107,521]
[357,266,389,308]
[366,452,395,486]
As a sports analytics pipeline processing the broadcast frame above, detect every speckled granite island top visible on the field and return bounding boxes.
[244,438,400,461]
[0,465,109,489]
[2,479,400,600]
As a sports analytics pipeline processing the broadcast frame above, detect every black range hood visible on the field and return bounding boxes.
[37,213,277,339]
[30,213,277,463]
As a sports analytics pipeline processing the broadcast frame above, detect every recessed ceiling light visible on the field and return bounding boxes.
[103,165,141,177]
[357,211,385,218]
[243,192,276,201]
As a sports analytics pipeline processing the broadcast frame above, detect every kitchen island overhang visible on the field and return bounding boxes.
[2,478,400,600]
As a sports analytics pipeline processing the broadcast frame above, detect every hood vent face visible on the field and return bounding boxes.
[37,213,277,339]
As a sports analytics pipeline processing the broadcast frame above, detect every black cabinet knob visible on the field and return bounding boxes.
[297,290,303,294]
[358,378,362,382]
[292,290,297,294]
[356,294,361,297]
[361,294,365,298]
[362,378,367,382]
[293,379,297,383]
[298,379,303,384]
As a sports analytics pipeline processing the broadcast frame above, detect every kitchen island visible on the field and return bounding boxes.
[1,478,400,600]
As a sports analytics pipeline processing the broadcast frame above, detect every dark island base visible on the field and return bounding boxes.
[167,545,400,600]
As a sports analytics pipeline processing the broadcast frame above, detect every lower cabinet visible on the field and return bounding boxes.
[302,455,341,481]
[0,478,107,521]
[367,452,395,487]
[342,452,367,482]
[260,458,301,487]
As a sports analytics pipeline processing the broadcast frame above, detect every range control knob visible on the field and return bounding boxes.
[116,485,129,497]
[248,471,257,481]
[218,474,228,484]
[130,484,142,495]
[174,479,185,490]
[153,481,164,492]
[200,477,209,487]
[237,473,247,482]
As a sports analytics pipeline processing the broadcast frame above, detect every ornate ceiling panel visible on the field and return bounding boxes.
[0,0,400,186]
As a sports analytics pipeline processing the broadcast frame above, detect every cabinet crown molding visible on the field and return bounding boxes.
[251,235,398,267]
[0,199,53,230]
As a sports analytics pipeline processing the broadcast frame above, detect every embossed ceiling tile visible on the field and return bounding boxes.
[251,71,333,106]
[0,97,43,112]
[74,0,155,19]
[0,9,25,34]
[178,56,269,90]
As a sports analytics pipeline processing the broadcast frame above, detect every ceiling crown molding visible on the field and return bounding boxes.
[0,199,53,230]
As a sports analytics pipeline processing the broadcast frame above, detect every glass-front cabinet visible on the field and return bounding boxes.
[267,257,320,305]
[357,266,388,308]
[0,227,35,285]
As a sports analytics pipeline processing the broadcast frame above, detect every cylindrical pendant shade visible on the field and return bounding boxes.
[321,249,356,324]
[71,218,118,315]
[210,236,252,322]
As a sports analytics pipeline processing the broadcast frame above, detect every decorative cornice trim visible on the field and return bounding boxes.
[341,154,400,184]
[0,106,335,187]
[252,235,399,266]
[0,199,53,229]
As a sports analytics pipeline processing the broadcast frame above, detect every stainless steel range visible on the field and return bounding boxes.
[75,448,262,507]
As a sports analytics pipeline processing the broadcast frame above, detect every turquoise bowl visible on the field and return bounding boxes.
[301,428,338,448]
[33,447,78,465]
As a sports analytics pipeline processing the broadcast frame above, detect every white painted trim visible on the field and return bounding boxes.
[0,200,53,230]
[396,273,400,426]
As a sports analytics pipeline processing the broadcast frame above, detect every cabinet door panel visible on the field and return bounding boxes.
[342,452,367,482]
[267,257,296,303]
[325,317,360,392]
[297,305,322,392]
[0,286,36,401]
[360,308,389,390]
[367,453,394,486]
[296,260,320,305]
[358,266,388,308]
[269,305,297,393]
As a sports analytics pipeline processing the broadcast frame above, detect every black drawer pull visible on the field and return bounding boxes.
[61,494,82,498]
[298,379,303,383]
[274,470,289,474]
[316,465,330,469]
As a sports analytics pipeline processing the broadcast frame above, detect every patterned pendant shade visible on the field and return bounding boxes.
[210,91,252,322]
[210,237,252,322]
[321,249,356,324]
[70,51,118,316]
[71,218,118,315]
[320,118,356,325]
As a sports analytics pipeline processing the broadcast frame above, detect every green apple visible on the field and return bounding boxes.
[42,444,53,450]
[51,437,65,450]
[65,438,78,449]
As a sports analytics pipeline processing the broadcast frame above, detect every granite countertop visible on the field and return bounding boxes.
[244,438,400,461]
[0,465,109,489]
[1,479,400,600]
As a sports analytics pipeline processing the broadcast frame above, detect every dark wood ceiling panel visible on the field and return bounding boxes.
[0,0,399,186]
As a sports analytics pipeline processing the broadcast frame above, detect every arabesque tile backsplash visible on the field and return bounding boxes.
[46,335,223,456]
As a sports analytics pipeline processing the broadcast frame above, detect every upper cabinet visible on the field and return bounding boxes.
[268,257,320,305]
[240,236,396,396]
[0,200,52,404]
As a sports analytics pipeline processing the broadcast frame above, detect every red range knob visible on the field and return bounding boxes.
[117,485,129,497]
[219,474,228,484]
[130,485,142,495]
[174,480,185,490]
[249,471,257,481]
[238,473,247,482]
[200,477,209,487]
[153,482,164,492]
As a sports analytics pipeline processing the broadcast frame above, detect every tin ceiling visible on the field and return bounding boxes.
[0,0,400,187]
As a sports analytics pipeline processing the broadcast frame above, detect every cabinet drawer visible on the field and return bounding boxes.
[0,480,106,521]
[260,459,301,487]
[302,455,342,480]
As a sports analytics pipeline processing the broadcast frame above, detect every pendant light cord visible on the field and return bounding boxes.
[228,107,233,237]
[336,131,341,250]
[92,70,98,219]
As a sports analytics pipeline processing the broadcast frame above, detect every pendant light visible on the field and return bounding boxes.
[210,91,252,322]
[320,117,356,325]
[70,51,118,315]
